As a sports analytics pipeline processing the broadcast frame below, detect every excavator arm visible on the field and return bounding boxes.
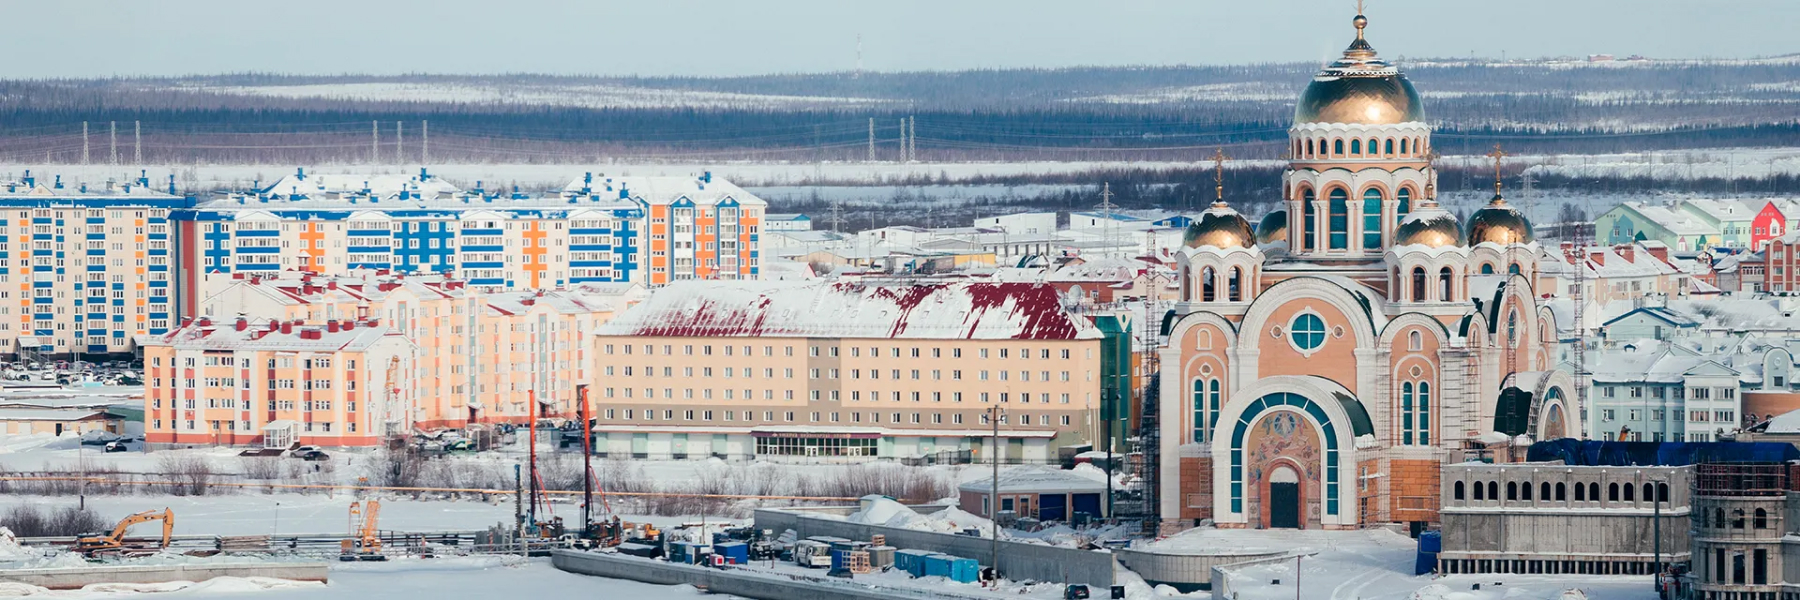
[78,508,173,555]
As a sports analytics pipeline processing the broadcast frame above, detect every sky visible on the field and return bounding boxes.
[4,0,1795,79]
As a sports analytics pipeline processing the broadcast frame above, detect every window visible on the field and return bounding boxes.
[1290,313,1326,351]
[1328,188,1349,249]
[1192,378,1220,442]
[1362,188,1382,249]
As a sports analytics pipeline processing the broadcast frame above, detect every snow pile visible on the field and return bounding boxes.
[0,577,322,598]
[846,495,920,528]
[920,506,991,534]
[0,527,22,559]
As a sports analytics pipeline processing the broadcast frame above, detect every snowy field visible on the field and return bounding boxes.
[167,81,886,110]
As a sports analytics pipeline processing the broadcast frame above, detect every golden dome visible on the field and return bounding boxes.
[1184,203,1256,249]
[1466,195,1536,246]
[1394,209,1463,248]
[1293,13,1425,126]
[1256,209,1288,245]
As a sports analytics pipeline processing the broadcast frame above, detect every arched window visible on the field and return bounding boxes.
[1350,139,1361,155]
[1473,480,1485,500]
[1642,483,1654,503]
[1334,139,1345,155]
[1575,482,1586,501]
[1384,138,1394,155]
[1658,482,1669,502]
[1401,382,1416,444]
[1539,482,1549,501]
[1328,188,1349,250]
[1508,263,1521,275]
[1522,482,1533,501]
[1506,481,1517,501]
[1439,267,1454,301]
[1400,138,1409,155]
[1507,310,1519,346]
[1555,482,1566,501]
[1411,268,1427,302]
[1417,382,1431,444]
[1192,378,1222,443]
[1228,267,1243,302]
[1756,508,1769,529]
[1454,481,1465,500]
[1302,189,1317,251]
[1200,267,1216,302]
[1734,509,1746,529]
[1409,330,1423,351]
[1362,188,1383,249]
[1207,379,1221,434]
[1396,188,1412,225]
[1589,483,1599,502]
[1488,481,1498,501]
[1481,263,1495,275]
[1623,484,1634,502]
[1608,483,1619,502]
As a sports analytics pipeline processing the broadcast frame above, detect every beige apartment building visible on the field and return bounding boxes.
[589,280,1109,463]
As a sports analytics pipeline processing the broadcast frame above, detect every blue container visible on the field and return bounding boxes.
[1418,531,1442,553]
[1415,551,1438,575]
[948,557,980,583]
[895,549,935,576]
[830,549,846,571]
[923,554,955,578]
[715,542,749,565]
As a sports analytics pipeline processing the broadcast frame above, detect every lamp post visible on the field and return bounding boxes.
[988,404,1004,584]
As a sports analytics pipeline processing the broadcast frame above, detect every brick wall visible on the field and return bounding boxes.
[1389,458,1441,524]
[1178,456,1213,521]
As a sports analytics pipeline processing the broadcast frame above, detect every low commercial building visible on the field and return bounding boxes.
[588,280,1118,463]
[0,407,124,437]
[1438,461,1690,575]
[958,468,1109,521]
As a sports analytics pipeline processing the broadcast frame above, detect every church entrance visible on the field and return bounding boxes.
[1269,466,1301,529]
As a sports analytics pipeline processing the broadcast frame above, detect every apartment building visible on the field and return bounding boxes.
[141,316,414,448]
[1589,341,1746,442]
[0,171,184,358]
[560,172,763,284]
[198,270,642,430]
[588,280,1114,463]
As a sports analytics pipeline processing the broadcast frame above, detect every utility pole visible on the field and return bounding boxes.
[988,405,1002,583]
[395,121,404,164]
[372,121,380,164]
[422,120,429,165]
[868,118,876,162]
[855,33,863,79]
[579,384,592,534]
[1653,478,1662,583]
[82,122,90,165]
[514,464,524,556]
[133,121,141,164]
[908,116,917,162]
[109,121,118,165]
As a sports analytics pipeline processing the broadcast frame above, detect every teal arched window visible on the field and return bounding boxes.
[1328,189,1349,250]
[1363,188,1383,249]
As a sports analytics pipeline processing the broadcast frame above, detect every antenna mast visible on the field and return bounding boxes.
[1098,183,1118,259]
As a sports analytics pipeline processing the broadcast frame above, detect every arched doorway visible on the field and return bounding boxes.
[1269,466,1302,529]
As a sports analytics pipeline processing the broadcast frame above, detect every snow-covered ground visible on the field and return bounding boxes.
[166,81,887,110]
[1146,527,1657,600]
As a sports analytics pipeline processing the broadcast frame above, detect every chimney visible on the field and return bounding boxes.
[327,321,340,333]
[235,317,249,331]
[302,328,322,340]
[195,316,211,327]
[1589,249,1606,267]
[1616,244,1635,263]
[280,321,294,335]
[1646,245,1670,263]
[180,316,194,328]
[343,320,355,331]
[327,281,337,290]
[266,321,279,332]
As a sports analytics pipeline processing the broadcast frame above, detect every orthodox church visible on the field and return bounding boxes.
[1156,10,1577,532]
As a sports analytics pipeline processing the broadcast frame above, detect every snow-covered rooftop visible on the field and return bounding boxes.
[956,467,1109,494]
[597,280,1102,340]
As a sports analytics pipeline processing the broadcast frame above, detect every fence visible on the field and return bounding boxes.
[753,507,1116,588]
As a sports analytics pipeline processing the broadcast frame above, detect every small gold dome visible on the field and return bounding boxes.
[1293,13,1425,127]
[1184,204,1256,249]
[1394,210,1463,248]
[1466,196,1536,246]
[1256,209,1288,245]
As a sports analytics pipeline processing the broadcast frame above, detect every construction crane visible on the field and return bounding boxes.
[340,500,387,561]
[75,508,173,557]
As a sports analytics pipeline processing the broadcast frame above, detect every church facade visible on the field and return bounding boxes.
[1156,12,1578,532]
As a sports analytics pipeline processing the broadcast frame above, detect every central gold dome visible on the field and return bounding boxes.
[1293,13,1425,126]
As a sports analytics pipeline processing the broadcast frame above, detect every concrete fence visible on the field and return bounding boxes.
[1114,547,1285,593]
[753,508,1116,588]
[553,550,978,600]
[1208,553,1308,600]
[0,562,330,590]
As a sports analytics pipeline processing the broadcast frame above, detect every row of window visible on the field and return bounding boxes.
[1452,479,1671,505]
[151,419,355,433]
[151,398,358,412]
[600,407,1071,427]
[602,364,1074,383]
[1598,408,1735,423]
[1599,384,1736,400]
[603,343,1078,361]
[1293,135,1427,160]
[599,386,1072,404]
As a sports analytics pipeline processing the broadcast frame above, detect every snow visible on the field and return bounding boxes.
[171,81,887,111]
[0,577,324,598]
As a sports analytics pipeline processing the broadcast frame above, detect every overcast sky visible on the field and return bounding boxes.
[6,0,1794,78]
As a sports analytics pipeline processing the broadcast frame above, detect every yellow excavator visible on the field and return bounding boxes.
[340,500,386,561]
[75,509,174,557]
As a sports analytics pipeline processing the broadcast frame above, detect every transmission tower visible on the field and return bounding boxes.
[82,122,89,165]
[133,121,141,164]
[1097,183,1119,259]
[109,121,117,165]
[868,118,875,162]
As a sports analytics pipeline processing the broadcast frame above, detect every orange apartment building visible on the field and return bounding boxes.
[588,280,1108,463]
[142,316,413,448]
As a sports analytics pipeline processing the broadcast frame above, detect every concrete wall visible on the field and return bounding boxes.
[1115,547,1284,593]
[1440,464,1691,563]
[1207,553,1303,600]
[553,550,962,600]
[753,508,1115,588]
[0,562,329,590]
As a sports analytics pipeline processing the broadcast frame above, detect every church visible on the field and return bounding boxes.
[1155,10,1577,533]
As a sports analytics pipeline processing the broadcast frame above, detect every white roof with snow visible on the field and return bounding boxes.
[957,468,1108,494]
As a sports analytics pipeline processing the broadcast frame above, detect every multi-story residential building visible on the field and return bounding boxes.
[0,171,184,358]
[587,280,1116,463]
[1589,341,1743,442]
[141,316,414,448]
[1677,200,1759,250]
[1595,202,1719,251]
[562,172,763,284]
[1765,231,1800,293]
[197,270,641,430]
